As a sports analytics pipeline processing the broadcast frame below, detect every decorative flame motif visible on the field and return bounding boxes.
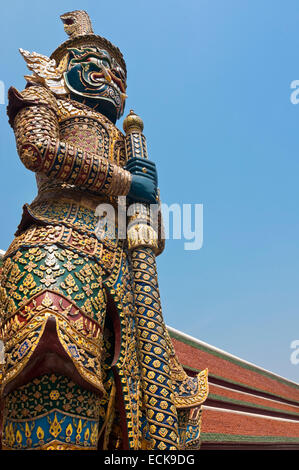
[19,48,68,96]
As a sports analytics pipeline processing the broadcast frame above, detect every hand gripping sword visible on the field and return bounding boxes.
[123,110,180,450]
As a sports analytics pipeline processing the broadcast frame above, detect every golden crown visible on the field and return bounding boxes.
[50,10,127,76]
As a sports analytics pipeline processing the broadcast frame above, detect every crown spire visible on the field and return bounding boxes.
[60,10,94,39]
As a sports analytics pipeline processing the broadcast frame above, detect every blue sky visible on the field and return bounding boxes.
[0,0,299,382]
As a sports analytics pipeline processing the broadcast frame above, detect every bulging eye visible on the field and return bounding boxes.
[85,57,98,66]
[86,56,111,69]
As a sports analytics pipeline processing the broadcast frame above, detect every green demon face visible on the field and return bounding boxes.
[64,47,127,123]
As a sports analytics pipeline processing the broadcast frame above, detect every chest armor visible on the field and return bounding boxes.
[29,98,127,237]
[35,98,127,201]
[56,98,127,167]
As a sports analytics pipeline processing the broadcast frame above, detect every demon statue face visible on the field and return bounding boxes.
[64,46,127,123]
[19,10,128,124]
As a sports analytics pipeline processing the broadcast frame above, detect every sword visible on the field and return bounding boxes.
[123,110,180,450]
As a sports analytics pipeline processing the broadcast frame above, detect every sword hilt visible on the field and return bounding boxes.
[123,110,159,253]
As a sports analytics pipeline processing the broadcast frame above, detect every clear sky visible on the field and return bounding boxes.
[0,0,299,382]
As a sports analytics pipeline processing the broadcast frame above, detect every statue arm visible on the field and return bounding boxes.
[8,85,132,196]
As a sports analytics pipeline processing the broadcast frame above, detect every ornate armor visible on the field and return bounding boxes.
[0,10,208,450]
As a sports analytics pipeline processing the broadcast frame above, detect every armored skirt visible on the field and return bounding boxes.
[0,194,145,449]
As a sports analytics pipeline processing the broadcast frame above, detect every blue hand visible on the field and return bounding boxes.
[127,174,157,204]
[125,158,158,203]
[125,157,158,185]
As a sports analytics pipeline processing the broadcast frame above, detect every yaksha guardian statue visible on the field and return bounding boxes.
[0,10,208,450]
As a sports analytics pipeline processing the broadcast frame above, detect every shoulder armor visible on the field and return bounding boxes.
[7,84,58,127]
